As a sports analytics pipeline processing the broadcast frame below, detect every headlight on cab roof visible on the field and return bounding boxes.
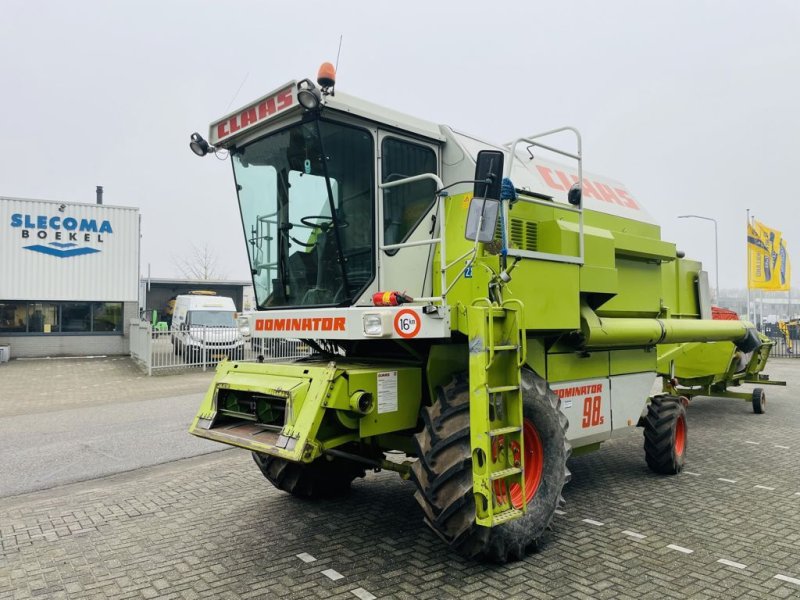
[363,312,391,337]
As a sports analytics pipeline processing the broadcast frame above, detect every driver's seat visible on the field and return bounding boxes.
[300,225,336,305]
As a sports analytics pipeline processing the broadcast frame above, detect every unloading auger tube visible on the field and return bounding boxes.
[579,305,762,352]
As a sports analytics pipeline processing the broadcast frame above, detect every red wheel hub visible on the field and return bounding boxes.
[674,414,686,457]
[493,419,545,510]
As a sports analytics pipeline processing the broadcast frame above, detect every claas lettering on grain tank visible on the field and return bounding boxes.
[536,165,640,209]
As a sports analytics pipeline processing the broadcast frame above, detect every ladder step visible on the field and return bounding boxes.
[487,385,520,394]
[490,345,518,351]
[492,508,524,526]
[488,426,522,436]
[490,467,522,481]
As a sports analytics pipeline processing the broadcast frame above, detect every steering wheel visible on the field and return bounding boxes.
[300,215,349,230]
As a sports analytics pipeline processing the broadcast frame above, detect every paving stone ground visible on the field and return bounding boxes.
[0,357,213,417]
[1,359,799,599]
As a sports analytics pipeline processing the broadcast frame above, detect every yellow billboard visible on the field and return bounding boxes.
[748,220,791,290]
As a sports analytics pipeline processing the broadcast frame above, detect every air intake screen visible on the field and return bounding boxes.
[509,219,538,251]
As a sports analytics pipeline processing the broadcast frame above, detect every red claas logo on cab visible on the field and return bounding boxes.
[212,87,294,143]
[394,309,421,338]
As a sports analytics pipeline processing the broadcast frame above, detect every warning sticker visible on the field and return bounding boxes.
[377,371,398,414]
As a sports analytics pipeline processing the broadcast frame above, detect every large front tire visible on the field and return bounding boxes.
[411,370,570,563]
[252,452,366,499]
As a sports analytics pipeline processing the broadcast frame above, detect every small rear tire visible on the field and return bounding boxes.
[252,452,366,499]
[752,388,766,414]
[644,396,687,475]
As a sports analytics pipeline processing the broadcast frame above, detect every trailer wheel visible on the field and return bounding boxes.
[643,396,687,475]
[251,452,366,499]
[752,388,766,414]
[411,370,570,563]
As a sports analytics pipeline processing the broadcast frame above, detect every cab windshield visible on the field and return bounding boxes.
[233,119,374,308]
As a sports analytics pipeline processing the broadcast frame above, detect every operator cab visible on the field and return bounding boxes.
[197,64,445,312]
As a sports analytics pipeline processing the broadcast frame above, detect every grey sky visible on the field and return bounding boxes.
[2,1,798,289]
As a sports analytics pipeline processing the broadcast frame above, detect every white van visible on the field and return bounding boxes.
[171,294,245,362]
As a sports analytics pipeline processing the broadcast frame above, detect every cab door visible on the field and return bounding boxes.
[377,132,441,299]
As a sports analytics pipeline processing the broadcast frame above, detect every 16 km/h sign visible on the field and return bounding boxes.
[394,308,421,338]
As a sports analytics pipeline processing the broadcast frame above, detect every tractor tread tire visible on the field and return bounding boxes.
[252,452,366,499]
[411,370,570,563]
[643,395,687,475]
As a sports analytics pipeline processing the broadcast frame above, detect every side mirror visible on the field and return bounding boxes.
[473,150,504,200]
[465,197,500,243]
[568,182,582,206]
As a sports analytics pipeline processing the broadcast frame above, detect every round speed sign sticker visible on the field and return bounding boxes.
[394,308,421,338]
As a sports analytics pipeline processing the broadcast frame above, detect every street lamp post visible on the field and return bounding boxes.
[678,214,719,302]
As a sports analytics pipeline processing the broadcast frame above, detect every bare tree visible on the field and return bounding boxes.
[174,243,225,280]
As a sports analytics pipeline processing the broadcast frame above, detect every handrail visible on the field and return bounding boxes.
[504,126,584,265]
[378,172,447,304]
[380,172,444,191]
[380,237,441,251]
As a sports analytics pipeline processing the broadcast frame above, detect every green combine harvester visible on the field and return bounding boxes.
[188,63,779,562]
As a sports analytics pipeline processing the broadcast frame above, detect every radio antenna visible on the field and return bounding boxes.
[335,35,343,72]
[226,72,249,112]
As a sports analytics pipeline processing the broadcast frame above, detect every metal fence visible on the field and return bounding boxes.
[765,336,797,358]
[129,319,310,375]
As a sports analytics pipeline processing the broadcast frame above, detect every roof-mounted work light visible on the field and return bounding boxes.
[297,79,322,111]
[189,132,213,157]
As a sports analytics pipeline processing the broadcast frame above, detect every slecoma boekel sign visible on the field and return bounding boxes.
[9,213,113,258]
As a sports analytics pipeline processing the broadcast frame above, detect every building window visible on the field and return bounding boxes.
[62,303,92,332]
[28,303,59,333]
[0,301,123,334]
[93,303,122,332]
[0,302,27,333]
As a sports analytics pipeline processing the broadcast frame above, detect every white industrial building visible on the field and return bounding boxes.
[0,196,140,358]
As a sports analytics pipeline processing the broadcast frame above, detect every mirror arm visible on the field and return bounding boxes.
[434,178,492,196]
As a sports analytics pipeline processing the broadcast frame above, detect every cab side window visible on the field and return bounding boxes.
[381,138,437,252]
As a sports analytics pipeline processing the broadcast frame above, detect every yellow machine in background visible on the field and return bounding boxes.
[778,319,799,354]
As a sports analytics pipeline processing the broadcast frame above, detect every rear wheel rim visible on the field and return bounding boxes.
[674,414,687,457]
[509,419,545,509]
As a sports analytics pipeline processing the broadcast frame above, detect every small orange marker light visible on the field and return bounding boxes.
[317,62,336,89]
